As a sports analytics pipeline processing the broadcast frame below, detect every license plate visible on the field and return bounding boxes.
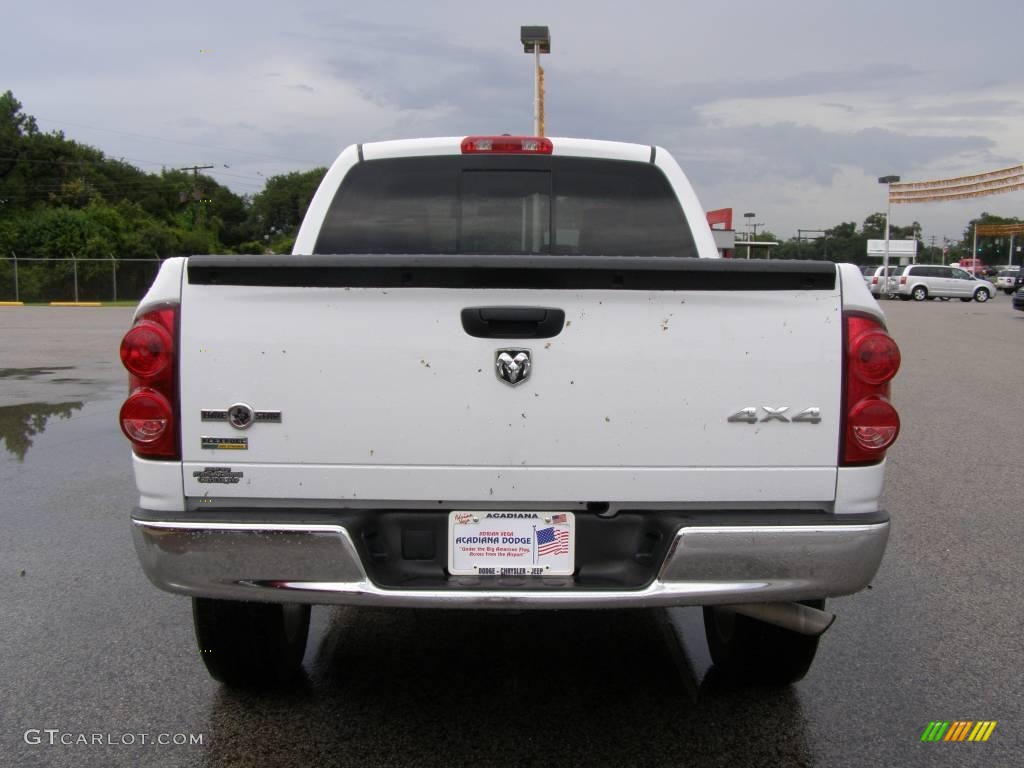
[448,511,575,576]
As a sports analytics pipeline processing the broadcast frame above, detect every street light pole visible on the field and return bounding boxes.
[10,251,18,303]
[520,26,550,136]
[743,212,755,259]
[878,175,900,298]
[536,44,544,137]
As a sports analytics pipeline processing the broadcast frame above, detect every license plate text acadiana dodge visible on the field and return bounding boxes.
[447,511,575,576]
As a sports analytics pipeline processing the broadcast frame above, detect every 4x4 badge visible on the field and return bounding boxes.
[728,406,821,424]
[495,349,531,386]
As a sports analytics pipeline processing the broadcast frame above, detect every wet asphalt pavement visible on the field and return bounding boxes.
[1,301,1022,768]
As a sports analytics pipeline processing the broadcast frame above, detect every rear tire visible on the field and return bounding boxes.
[974,288,989,302]
[703,600,824,686]
[911,286,928,301]
[192,598,310,688]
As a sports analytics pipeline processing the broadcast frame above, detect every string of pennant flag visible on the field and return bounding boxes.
[889,164,1024,204]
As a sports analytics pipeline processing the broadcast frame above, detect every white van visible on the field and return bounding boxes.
[896,264,995,302]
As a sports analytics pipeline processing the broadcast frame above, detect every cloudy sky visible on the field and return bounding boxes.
[5,0,1024,246]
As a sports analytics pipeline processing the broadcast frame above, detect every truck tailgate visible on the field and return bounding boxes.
[178,257,841,504]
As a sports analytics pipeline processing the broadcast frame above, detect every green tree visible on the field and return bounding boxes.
[961,212,1022,266]
[862,213,886,240]
[248,168,326,237]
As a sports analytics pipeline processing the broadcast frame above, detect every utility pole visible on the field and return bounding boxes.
[177,165,214,228]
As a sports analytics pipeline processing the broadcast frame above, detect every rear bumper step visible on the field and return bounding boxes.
[131,512,889,608]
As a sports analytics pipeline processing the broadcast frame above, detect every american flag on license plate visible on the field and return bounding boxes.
[551,513,567,524]
[536,526,569,557]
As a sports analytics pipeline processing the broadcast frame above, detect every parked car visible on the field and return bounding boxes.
[896,264,996,302]
[995,268,1021,294]
[861,265,899,297]
[1013,287,1024,312]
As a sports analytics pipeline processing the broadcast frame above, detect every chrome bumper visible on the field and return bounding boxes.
[131,517,889,608]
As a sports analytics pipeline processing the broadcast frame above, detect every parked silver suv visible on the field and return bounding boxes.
[896,264,995,302]
[996,268,1021,294]
[861,265,899,297]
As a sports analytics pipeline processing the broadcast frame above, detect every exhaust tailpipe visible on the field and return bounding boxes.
[724,602,836,637]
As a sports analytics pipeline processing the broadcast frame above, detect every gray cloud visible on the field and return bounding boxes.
[3,0,1022,242]
[669,123,996,187]
[896,99,1024,117]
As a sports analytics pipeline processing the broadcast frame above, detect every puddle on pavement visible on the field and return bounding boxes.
[0,367,74,379]
[0,401,84,461]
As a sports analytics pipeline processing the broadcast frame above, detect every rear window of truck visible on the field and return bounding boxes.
[313,155,698,257]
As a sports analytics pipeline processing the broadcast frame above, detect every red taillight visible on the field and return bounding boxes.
[120,389,173,444]
[120,321,172,379]
[461,136,553,154]
[847,397,900,452]
[849,329,901,385]
[871,276,878,285]
[842,314,901,465]
[120,306,179,460]
[899,276,907,285]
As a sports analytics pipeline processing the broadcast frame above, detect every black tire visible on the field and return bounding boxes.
[703,600,824,686]
[192,598,310,688]
[911,286,928,301]
[973,288,989,303]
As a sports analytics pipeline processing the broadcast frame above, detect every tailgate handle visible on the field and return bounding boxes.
[461,307,566,339]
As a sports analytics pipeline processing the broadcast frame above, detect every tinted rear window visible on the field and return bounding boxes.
[314,155,697,257]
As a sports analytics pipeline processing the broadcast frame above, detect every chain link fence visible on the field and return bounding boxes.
[0,255,165,303]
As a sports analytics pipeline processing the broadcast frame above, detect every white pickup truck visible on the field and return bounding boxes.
[121,136,901,688]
